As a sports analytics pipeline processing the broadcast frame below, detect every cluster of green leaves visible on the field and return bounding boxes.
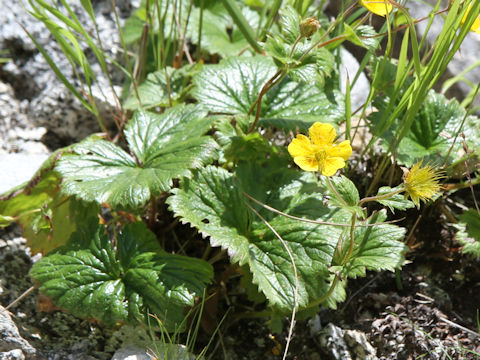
[2,0,479,336]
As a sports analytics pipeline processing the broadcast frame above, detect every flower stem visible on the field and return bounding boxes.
[247,69,285,133]
[340,213,357,266]
[358,187,405,207]
[306,272,340,309]
[326,176,348,207]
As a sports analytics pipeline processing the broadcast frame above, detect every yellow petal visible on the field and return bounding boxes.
[360,0,393,16]
[308,122,336,146]
[320,157,345,177]
[472,17,480,34]
[288,134,314,158]
[461,5,480,34]
[327,140,352,161]
[293,156,319,172]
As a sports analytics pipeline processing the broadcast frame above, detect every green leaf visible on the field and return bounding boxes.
[455,210,480,257]
[288,47,335,86]
[122,8,145,45]
[376,186,414,213]
[193,57,344,131]
[279,5,301,44]
[124,64,200,110]
[193,56,278,115]
[57,105,218,208]
[188,6,258,58]
[30,220,213,329]
[344,23,364,48]
[351,25,380,52]
[316,176,362,215]
[0,215,15,227]
[371,90,480,167]
[24,195,99,255]
[168,164,351,310]
[224,132,278,163]
[264,36,335,86]
[342,210,407,278]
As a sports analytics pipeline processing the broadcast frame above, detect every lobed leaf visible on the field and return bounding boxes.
[370,88,480,167]
[57,105,217,208]
[30,221,213,329]
[455,210,480,257]
[342,211,407,278]
[193,57,344,132]
[168,164,351,310]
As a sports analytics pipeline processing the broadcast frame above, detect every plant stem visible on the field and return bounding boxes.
[358,187,405,207]
[340,213,357,266]
[196,0,204,59]
[258,0,283,40]
[247,70,284,133]
[306,273,340,308]
[326,176,348,207]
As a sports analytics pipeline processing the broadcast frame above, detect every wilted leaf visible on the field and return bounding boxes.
[0,150,99,255]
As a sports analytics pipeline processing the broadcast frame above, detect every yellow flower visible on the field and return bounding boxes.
[288,122,352,176]
[359,0,393,16]
[403,161,443,208]
[461,4,480,34]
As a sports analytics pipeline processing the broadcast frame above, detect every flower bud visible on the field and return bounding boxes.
[299,17,320,38]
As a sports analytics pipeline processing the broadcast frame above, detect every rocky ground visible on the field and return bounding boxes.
[1,0,480,359]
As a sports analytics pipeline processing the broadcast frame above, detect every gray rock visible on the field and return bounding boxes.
[0,306,36,359]
[344,329,378,360]
[0,81,48,154]
[0,0,130,147]
[111,346,150,360]
[340,47,370,110]
[0,154,49,194]
[318,323,378,360]
[105,325,151,354]
[318,323,352,360]
[0,349,25,360]
[112,344,197,360]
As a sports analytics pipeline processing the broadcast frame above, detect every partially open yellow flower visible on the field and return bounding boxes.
[403,161,443,208]
[461,4,480,34]
[288,122,352,176]
[359,0,393,16]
